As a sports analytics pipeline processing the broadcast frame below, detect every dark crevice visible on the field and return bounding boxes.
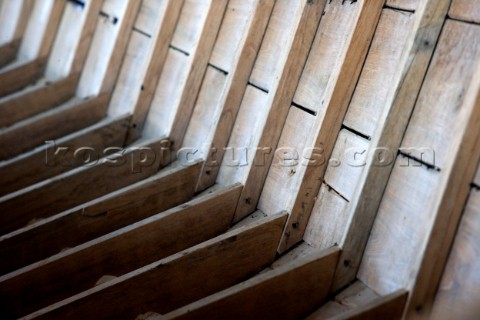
[341,124,371,141]
[169,45,190,56]
[247,81,269,94]
[292,101,317,116]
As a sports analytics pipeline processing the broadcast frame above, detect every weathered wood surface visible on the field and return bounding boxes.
[449,0,480,24]
[0,38,20,68]
[217,0,326,224]
[0,74,79,128]
[111,0,183,119]
[332,0,452,292]
[386,0,418,11]
[188,0,275,192]
[343,8,414,138]
[23,214,287,320]
[0,139,167,235]
[257,0,384,253]
[431,189,480,320]
[0,185,242,318]
[141,0,227,148]
[164,247,340,320]
[304,7,413,250]
[0,115,131,196]
[0,58,46,98]
[359,29,480,318]
[307,281,407,320]
[0,162,202,275]
[0,94,110,160]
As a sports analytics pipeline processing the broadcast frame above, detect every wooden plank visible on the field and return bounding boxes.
[401,20,480,169]
[18,0,65,61]
[304,183,349,249]
[0,185,242,318]
[332,0,452,292]
[164,247,340,320]
[209,0,260,73]
[449,0,480,24]
[182,65,229,159]
[0,38,20,68]
[0,57,46,97]
[431,189,480,320]
[23,214,287,320]
[0,139,167,235]
[0,0,31,46]
[258,0,384,253]
[124,0,184,140]
[293,0,371,113]
[134,0,168,36]
[358,49,480,317]
[357,159,441,295]
[109,30,152,115]
[0,73,79,128]
[45,0,103,80]
[343,8,414,137]
[170,0,210,54]
[307,281,381,319]
[110,0,183,117]
[193,0,275,191]
[0,115,131,196]
[0,94,110,160]
[218,0,325,221]
[143,0,227,148]
[324,129,370,201]
[315,291,408,320]
[216,84,268,185]
[386,0,418,11]
[249,0,310,92]
[78,0,142,97]
[0,162,202,275]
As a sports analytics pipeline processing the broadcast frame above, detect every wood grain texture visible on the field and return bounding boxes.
[0,38,20,68]
[225,0,326,223]
[182,66,228,158]
[24,214,287,320]
[126,0,184,140]
[320,291,408,320]
[111,0,183,119]
[0,115,130,196]
[0,57,46,98]
[307,281,380,319]
[143,0,227,148]
[0,139,167,235]
[343,8,414,137]
[357,159,441,295]
[164,247,340,320]
[216,84,269,186]
[0,161,201,275]
[431,189,480,320]
[386,0,418,11]
[209,0,257,73]
[195,0,275,192]
[0,73,79,128]
[249,0,309,92]
[402,20,480,169]
[135,0,168,36]
[0,185,242,318]
[332,0,452,292]
[258,0,384,253]
[449,0,480,24]
[46,0,103,80]
[293,0,367,113]
[324,129,370,201]
[171,0,209,54]
[0,94,109,160]
[304,183,349,249]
